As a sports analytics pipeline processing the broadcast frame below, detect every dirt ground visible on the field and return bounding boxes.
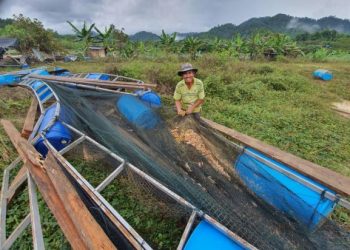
[332,100,350,118]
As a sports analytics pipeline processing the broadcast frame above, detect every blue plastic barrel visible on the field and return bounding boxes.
[85,73,110,80]
[116,95,160,129]
[134,90,162,108]
[313,69,333,81]
[34,104,72,156]
[235,147,336,230]
[0,74,21,86]
[184,221,246,250]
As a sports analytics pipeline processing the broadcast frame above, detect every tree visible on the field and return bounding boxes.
[67,21,95,55]
[0,14,61,53]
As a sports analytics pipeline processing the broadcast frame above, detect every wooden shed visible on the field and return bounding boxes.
[88,46,106,58]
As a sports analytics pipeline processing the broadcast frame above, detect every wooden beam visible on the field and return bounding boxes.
[21,98,38,139]
[29,74,157,90]
[44,152,117,250]
[202,118,350,196]
[1,119,116,250]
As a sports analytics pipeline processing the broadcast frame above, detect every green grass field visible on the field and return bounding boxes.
[1,56,349,248]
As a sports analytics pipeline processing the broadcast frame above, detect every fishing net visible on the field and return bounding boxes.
[46,83,349,249]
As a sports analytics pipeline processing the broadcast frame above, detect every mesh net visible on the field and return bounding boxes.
[47,83,350,249]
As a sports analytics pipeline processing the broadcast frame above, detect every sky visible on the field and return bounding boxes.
[0,0,349,34]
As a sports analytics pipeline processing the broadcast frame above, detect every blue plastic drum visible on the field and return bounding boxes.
[34,104,72,156]
[116,95,160,129]
[235,147,336,230]
[184,221,246,250]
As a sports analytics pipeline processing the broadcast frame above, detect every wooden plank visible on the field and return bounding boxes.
[29,74,156,89]
[1,119,114,250]
[202,118,350,196]
[44,152,117,250]
[21,97,38,139]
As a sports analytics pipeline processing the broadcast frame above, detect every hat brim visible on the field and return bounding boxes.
[178,68,198,76]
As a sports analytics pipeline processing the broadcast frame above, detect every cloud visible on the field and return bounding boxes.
[0,0,349,34]
[286,18,320,33]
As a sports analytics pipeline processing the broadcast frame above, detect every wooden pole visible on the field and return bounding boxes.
[21,98,38,139]
[29,74,157,90]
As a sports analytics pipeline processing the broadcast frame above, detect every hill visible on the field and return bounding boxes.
[129,31,159,41]
[132,14,350,40]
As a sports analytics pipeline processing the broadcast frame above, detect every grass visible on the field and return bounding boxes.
[1,54,350,247]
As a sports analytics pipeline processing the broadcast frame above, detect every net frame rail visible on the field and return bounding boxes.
[0,158,45,250]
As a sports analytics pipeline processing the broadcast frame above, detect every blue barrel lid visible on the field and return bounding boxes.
[134,90,162,108]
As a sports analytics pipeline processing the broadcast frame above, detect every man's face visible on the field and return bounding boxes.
[182,70,195,84]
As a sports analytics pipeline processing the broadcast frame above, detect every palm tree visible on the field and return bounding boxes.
[67,21,95,55]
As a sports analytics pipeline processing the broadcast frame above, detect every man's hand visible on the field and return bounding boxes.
[186,106,194,115]
[177,109,186,116]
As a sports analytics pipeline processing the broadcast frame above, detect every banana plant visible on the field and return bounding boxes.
[159,30,177,52]
[183,36,203,60]
[67,21,95,55]
[94,25,115,53]
[211,37,226,52]
[246,33,265,59]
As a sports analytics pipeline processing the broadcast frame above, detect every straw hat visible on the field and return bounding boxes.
[177,63,198,76]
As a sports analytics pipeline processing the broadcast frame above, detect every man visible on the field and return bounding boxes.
[173,63,205,119]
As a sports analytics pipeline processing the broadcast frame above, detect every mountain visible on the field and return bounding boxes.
[129,31,159,41]
[196,14,350,38]
[131,14,350,41]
